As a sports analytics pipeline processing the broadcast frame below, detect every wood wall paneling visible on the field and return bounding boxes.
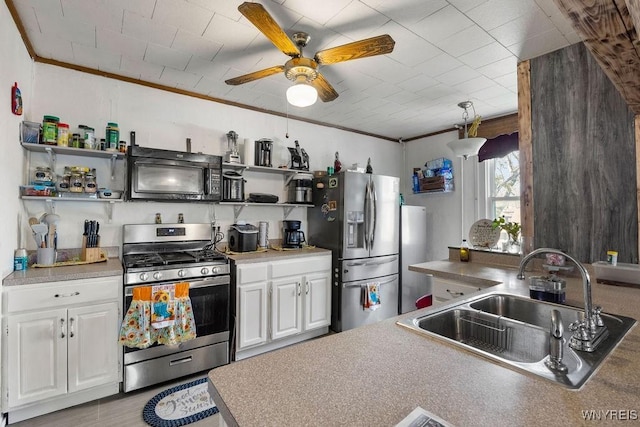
[517,61,534,245]
[553,0,640,114]
[530,43,637,263]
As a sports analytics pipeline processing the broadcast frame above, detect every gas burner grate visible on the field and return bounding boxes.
[123,253,165,268]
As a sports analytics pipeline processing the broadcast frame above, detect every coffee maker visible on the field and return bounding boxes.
[282,220,305,249]
[254,139,273,167]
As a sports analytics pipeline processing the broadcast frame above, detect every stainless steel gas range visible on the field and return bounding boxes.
[121,223,229,392]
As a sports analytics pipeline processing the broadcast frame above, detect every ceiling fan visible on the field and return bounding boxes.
[225,2,396,107]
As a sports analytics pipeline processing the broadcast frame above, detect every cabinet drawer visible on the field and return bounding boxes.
[5,276,121,313]
[432,278,482,303]
[270,255,331,279]
[237,263,268,285]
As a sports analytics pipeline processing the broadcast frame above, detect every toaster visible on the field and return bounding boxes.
[228,224,258,252]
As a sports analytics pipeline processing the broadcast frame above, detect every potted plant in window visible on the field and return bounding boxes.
[492,216,521,253]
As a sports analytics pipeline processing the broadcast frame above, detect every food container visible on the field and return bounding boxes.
[57,123,69,146]
[106,122,119,151]
[42,115,59,144]
[98,188,122,199]
[21,185,56,197]
[20,121,41,144]
[32,166,54,185]
[593,261,640,286]
[84,173,97,193]
[529,275,566,304]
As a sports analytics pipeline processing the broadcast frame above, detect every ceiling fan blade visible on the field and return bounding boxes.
[238,2,300,57]
[225,65,285,85]
[314,34,395,65]
[311,73,339,102]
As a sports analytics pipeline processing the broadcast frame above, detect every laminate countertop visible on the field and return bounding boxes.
[208,259,640,427]
[3,247,122,286]
[225,246,331,264]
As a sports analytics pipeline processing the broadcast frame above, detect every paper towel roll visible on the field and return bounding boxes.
[243,138,254,166]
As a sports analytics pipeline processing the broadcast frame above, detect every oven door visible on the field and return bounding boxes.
[123,275,230,364]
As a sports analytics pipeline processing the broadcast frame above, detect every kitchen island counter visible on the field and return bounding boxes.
[225,246,331,264]
[208,260,640,426]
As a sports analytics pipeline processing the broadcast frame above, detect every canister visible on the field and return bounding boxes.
[106,122,119,151]
[57,123,69,146]
[79,125,95,149]
[14,248,28,271]
[69,172,84,193]
[84,172,97,193]
[42,115,59,144]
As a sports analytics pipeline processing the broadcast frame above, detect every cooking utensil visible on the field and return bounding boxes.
[41,213,60,225]
[28,217,39,226]
[30,223,48,247]
[47,223,57,249]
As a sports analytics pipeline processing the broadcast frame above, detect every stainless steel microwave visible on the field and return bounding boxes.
[126,146,222,202]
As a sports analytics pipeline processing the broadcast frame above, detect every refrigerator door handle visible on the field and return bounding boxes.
[370,179,377,249]
[364,180,371,250]
[344,256,398,267]
[343,276,397,288]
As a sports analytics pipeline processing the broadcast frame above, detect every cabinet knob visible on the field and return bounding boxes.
[60,318,65,339]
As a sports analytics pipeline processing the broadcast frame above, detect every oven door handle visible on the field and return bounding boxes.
[125,275,230,296]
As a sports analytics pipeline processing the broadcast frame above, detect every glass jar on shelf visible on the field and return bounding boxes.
[84,172,97,193]
[69,172,84,193]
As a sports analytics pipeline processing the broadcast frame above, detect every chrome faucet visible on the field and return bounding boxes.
[545,309,568,372]
[518,248,608,352]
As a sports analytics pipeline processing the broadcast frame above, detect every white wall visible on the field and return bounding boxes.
[12,63,403,255]
[0,3,35,278]
[403,131,484,262]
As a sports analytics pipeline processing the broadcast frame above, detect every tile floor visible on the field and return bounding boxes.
[9,372,220,427]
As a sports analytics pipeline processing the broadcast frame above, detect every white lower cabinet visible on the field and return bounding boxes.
[235,255,331,359]
[2,276,122,423]
[432,277,483,305]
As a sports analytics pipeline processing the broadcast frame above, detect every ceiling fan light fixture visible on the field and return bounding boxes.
[286,77,318,107]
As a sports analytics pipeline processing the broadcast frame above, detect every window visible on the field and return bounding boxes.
[487,151,520,224]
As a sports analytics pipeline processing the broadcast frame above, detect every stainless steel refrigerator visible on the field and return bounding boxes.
[399,205,432,314]
[308,171,400,332]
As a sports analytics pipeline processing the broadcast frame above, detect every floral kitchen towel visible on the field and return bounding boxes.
[364,282,381,311]
[119,282,196,349]
[151,284,176,329]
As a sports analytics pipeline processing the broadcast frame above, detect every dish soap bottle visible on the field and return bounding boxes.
[460,239,470,262]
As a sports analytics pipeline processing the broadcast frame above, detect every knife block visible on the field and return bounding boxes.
[81,236,102,262]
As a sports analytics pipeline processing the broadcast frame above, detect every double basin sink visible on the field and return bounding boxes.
[398,292,636,389]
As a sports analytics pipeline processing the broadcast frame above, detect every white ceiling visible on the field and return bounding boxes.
[12,0,580,140]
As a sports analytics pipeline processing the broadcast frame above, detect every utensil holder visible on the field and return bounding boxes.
[81,236,102,262]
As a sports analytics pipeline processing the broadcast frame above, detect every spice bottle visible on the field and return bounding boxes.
[460,239,470,262]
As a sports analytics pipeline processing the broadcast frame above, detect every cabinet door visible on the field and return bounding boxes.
[271,277,302,340]
[67,302,120,393]
[432,278,482,305]
[7,309,67,407]
[304,271,331,331]
[237,282,268,349]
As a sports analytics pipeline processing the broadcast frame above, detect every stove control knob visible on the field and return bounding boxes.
[178,269,186,278]
[153,272,162,280]
[211,267,219,274]
[140,273,149,282]
[200,267,210,275]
